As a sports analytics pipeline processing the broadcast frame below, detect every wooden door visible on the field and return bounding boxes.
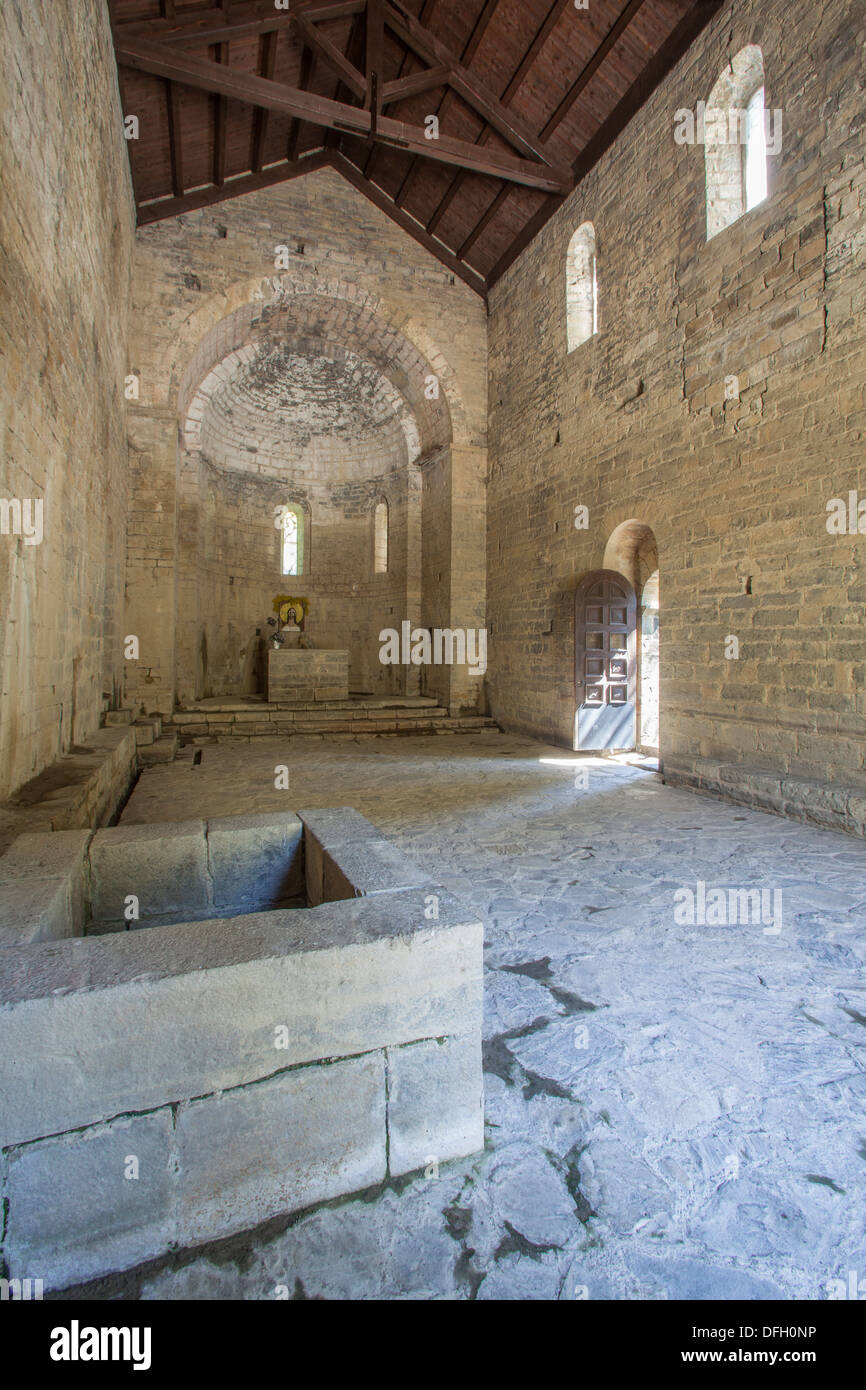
[574,570,637,751]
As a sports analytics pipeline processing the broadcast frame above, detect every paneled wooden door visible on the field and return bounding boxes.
[574,569,637,751]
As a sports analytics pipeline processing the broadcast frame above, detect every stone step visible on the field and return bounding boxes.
[169,707,450,729]
[138,733,178,765]
[132,717,163,747]
[175,714,499,743]
[104,709,134,726]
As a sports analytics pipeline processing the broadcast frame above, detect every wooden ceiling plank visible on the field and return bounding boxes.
[251,29,279,173]
[538,0,649,143]
[288,44,315,160]
[381,65,449,105]
[137,149,331,224]
[115,1,365,48]
[501,0,572,105]
[383,2,550,164]
[362,0,437,177]
[367,0,385,114]
[426,0,570,237]
[456,182,509,257]
[392,0,500,208]
[329,151,486,296]
[166,79,185,197]
[114,37,572,190]
[212,38,228,186]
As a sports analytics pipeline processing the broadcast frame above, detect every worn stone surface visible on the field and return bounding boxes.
[322,837,433,901]
[4,1110,175,1290]
[268,650,349,703]
[0,828,91,944]
[206,811,304,910]
[0,890,481,1149]
[176,1054,387,1247]
[107,732,866,1300]
[388,1034,484,1178]
[88,819,209,927]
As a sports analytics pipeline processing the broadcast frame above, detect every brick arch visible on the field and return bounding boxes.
[176,275,456,461]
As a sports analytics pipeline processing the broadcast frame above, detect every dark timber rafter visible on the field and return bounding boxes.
[114,36,572,192]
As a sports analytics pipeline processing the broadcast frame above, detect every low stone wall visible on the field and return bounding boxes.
[0,812,306,945]
[0,810,484,1290]
[664,758,866,838]
[0,728,137,857]
[267,649,349,702]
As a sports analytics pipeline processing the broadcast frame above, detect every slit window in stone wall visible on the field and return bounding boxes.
[705,45,767,239]
[374,500,388,574]
[280,504,304,577]
[566,221,598,352]
[744,85,768,212]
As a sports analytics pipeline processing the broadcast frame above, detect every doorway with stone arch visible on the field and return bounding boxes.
[602,519,659,756]
[572,520,659,755]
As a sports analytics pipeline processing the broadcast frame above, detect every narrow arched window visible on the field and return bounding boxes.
[374,499,388,574]
[744,84,768,211]
[704,45,767,239]
[566,221,597,352]
[279,504,304,576]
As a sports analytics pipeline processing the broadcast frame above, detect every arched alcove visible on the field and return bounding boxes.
[173,287,447,704]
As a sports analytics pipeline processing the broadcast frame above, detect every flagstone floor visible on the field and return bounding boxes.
[115,731,866,1301]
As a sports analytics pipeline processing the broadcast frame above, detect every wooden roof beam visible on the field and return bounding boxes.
[114,37,573,191]
[329,152,486,296]
[383,1,551,165]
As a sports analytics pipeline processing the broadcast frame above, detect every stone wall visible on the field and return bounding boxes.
[487,0,866,813]
[125,169,487,716]
[0,0,135,798]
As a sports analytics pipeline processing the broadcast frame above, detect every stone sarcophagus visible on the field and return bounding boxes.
[267,648,349,702]
[0,809,484,1291]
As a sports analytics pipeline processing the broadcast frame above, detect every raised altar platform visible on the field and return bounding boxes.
[267,648,349,702]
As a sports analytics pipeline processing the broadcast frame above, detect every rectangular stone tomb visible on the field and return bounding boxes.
[0,808,484,1291]
[267,648,349,702]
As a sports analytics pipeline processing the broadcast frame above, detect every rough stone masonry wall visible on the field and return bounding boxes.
[0,0,135,799]
[487,0,866,812]
[125,169,487,716]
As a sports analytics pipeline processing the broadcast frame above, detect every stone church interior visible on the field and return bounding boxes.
[0,0,864,1308]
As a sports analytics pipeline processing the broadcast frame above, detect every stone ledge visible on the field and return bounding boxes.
[664,757,866,836]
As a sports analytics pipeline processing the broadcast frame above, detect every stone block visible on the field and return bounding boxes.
[88,819,209,927]
[0,829,92,883]
[176,1053,386,1246]
[206,812,304,911]
[387,1033,484,1176]
[0,877,77,947]
[322,838,433,902]
[298,807,383,906]
[3,1110,175,1290]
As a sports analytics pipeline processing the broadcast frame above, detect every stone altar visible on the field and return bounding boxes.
[267,648,349,702]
